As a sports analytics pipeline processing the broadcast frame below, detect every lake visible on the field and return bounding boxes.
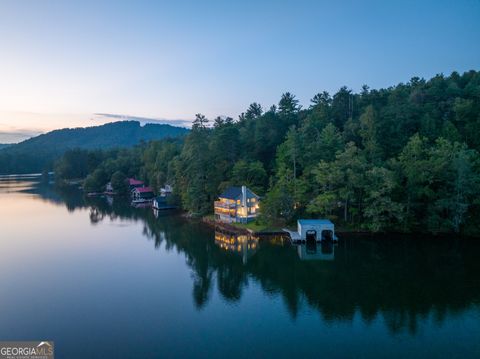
[0,176,479,358]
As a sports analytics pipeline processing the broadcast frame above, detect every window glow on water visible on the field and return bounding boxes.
[0,176,479,358]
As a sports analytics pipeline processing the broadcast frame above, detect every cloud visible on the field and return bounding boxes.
[93,113,193,128]
[0,129,43,144]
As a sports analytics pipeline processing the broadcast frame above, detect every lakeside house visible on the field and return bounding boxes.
[132,186,154,201]
[160,184,173,197]
[105,182,114,195]
[128,178,144,191]
[214,185,260,224]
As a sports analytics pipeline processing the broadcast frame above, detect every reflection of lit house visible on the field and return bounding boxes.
[285,219,336,244]
[214,185,260,223]
[106,195,114,206]
[132,186,154,201]
[214,230,258,264]
[128,178,144,191]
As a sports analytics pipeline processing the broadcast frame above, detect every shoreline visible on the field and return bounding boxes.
[199,215,480,240]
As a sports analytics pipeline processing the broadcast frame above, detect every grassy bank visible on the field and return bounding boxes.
[202,215,284,234]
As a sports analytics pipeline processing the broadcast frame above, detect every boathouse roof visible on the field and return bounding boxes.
[298,219,333,226]
[219,186,259,200]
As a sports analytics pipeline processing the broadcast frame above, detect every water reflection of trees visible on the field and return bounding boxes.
[35,187,480,335]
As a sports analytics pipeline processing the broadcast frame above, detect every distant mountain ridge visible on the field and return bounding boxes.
[0,121,189,174]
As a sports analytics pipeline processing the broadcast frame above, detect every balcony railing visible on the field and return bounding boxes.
[214,201,237,210]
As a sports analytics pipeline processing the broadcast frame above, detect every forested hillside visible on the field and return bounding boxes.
[56,71,480,235]
[0,121,189,174]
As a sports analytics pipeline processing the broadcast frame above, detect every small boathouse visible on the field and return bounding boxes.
[285,219,336,244]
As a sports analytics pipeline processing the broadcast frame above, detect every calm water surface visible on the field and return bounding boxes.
[0,176,479,358]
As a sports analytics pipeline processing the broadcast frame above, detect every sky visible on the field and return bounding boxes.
[0,0,479,143]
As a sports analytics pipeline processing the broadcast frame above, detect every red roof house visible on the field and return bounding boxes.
[132,186,154,200]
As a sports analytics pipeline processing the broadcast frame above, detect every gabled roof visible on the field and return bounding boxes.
[218,186,259,200]
[128,178,144,186]
[134,186,153,193]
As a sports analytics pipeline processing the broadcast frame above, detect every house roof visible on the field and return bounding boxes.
[219,186,259,200]
[128,178,144,186]
[134,186,153,193]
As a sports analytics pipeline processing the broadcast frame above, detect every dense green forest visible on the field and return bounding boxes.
[55,71,480,235]
[0,121,188,174]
